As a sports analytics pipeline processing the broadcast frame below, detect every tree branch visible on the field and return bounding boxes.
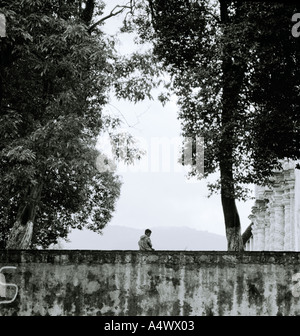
[88,4,132,33]
[148,0,156,21]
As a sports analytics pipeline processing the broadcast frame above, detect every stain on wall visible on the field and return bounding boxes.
[0,250,300,316]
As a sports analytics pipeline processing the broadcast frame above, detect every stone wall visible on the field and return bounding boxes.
[1,250,300,316]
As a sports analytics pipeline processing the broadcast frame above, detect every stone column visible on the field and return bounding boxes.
[286,173,296,251]
[256,208,266,251]
[289,187,296,250]
[268,203,275,250]
[249,207,257,251]
[251,201,266,251]
[295,167,300,251]
[253,226,265,251]
[283,166,296,251]
[263,190,272,251]
[283,189,292,251]
[273,192,285,251]
[264,211,271,251]
[249,236,254,251]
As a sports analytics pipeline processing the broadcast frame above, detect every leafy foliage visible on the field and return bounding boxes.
[0,0,161,248]
[130,0,300,198]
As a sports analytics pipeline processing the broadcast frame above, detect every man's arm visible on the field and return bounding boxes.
[147,238,154,250]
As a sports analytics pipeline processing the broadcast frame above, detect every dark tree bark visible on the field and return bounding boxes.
[6,184,43,249]
[80,0,95,25]
[219,0,244,251]
[0,37,9,108]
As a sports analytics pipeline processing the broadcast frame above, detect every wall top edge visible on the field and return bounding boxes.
[1,250,300,265]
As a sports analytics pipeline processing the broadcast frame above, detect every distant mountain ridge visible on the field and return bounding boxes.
[64,225,227,251]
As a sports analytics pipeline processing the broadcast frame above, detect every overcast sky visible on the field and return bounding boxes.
[67,0,255,248]
[99,91,254,237]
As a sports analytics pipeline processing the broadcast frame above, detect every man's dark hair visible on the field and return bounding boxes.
[145,229,152,235]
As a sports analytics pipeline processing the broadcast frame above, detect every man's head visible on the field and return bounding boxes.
[145,229,152,237]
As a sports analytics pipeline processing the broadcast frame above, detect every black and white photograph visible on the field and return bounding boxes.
[0,0,300,322]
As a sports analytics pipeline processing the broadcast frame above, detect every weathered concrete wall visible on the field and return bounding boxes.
[1,250,300,316]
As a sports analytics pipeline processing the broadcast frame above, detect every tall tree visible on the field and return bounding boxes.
[0,0,160,249]
[127,0,300,250]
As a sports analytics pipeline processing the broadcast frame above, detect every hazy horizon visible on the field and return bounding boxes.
[62,225,228,251]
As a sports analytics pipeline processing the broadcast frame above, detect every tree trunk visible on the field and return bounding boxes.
[6,220,34,249]
[6,184,42,249]
[220,147,244,251]
[219,0,244,251]
[221,181,244,251]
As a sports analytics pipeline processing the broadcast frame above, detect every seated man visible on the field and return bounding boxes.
[138,229,154,251]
